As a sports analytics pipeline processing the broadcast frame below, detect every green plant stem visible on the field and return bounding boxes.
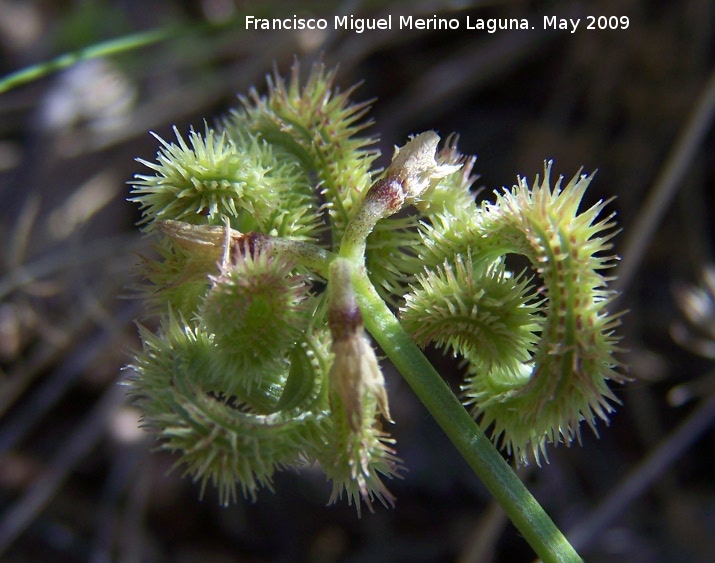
[0,27,184,94]
[351,264,583,563]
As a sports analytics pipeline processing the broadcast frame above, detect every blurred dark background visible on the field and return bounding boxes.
[1,1,714,561]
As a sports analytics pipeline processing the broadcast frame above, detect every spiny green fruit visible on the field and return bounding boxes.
[128,61,623,514]
[130,125,321,239]
[130,311,328,504]
[225,64,379,242]
[199,248,311,395]
[406,162,624,461]
[401,254,542,369]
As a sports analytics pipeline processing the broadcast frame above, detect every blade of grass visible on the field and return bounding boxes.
[0,26,191,94]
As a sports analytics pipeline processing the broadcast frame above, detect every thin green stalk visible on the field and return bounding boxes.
[0,27,185,94]
[351,264,583,563]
